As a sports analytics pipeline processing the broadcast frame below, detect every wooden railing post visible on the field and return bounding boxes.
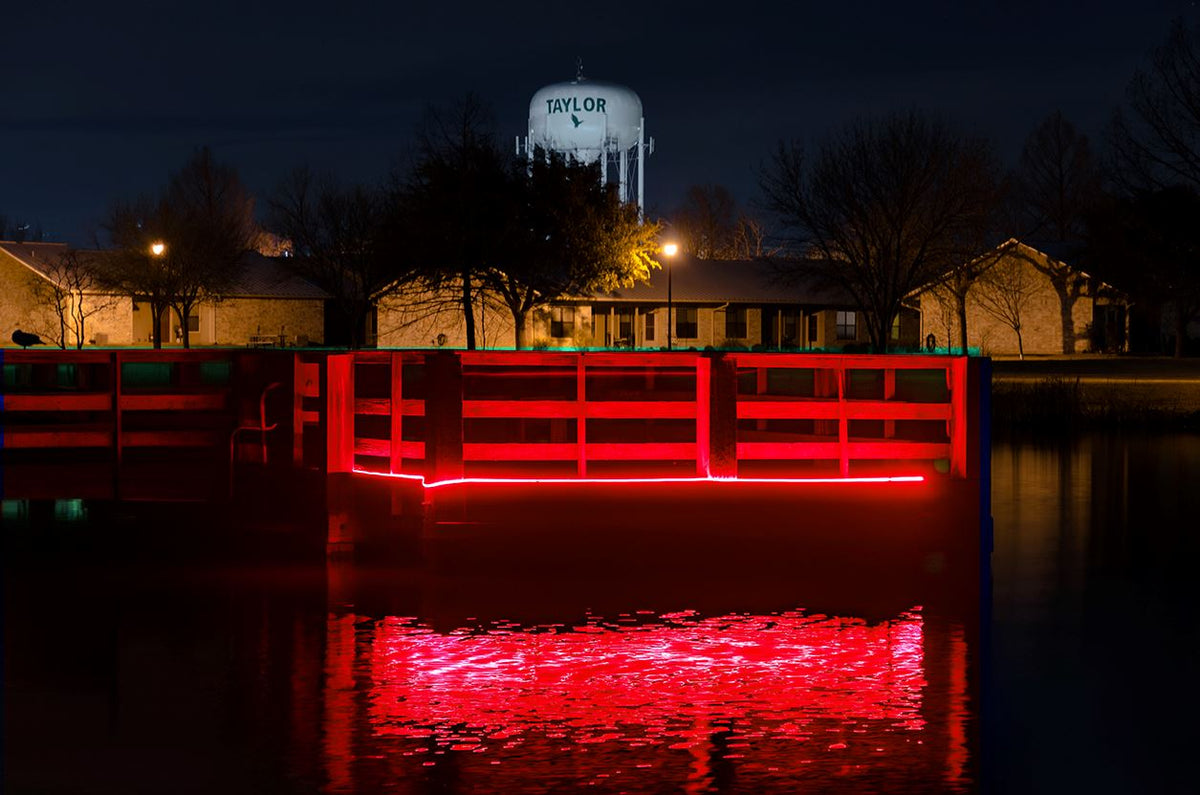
[883,367,896,438]
[425,351,464,483]
[293,354,306,467]
[837,363,849,477]
[577,355,587,477]
[948,357,969,478]
[325,354,354,474]
[706,352,738,478]
[389,352,404,475]
[695,355,711,476]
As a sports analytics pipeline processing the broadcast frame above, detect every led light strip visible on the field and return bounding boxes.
[352,469,925,489]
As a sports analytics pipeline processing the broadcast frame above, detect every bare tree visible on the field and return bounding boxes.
[1018,111,1102,244]
[1110,18,1200,192]
[760,111,1003,351]
[974,250,1037,359]
[269,168,388,347]
[160,148,256,348]
[100,148,255,348]
[100,198,176,348]
[400,94,511,350]
[673,184,739,258]
[28,250,115,349]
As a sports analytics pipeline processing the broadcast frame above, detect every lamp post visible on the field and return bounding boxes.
[663,242,678,350]
[148,242,167,347]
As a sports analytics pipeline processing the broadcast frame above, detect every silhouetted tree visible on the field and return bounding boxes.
[100,148,255,348]
[1110,18,1200,192]
[672,184,770,260]
[1018,111,1102,245]
[760,111,1003,351]
[485,150,661,348]
[160,148,256,348]
[673,184,739,258]
[400,94,511,350]
[101,198,177,348]
[1007,111,1103,353]
[1084,186,1200,356]
[268,169,388,347]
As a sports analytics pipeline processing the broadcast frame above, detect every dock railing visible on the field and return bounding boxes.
[327,351,984,482]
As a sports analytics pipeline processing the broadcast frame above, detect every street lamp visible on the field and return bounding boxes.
[150,241,166,257]
[663,243,678,350]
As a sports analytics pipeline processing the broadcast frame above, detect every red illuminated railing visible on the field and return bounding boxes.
[1,349,235,454]
[323,350,982,481]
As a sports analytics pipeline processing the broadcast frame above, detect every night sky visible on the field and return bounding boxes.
[4,1,1196,245]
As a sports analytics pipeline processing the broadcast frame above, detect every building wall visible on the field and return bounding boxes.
[0,249,137,348]
[84,296,135,345]
[214,298,324,346]
[918,249,1095,355]
[1,250,67,346]
[376,285,520,349]
[375,283,912,352]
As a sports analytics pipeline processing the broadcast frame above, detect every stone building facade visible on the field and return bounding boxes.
[375,258,922,350]
[1,242,328,348]
[913,240,1127,356]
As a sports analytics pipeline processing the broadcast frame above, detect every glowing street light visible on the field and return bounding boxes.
[663,243,679,350]
[150,241,166,257]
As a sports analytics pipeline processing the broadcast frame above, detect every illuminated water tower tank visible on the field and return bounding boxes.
[518,68,653,213]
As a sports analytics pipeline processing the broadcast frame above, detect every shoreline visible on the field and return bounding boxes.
[990,356,1200,430]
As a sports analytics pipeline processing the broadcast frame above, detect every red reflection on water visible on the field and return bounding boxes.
[366,610,925,747]
[316,606,982,792]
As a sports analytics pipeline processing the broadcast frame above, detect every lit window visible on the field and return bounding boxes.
[836,311,857,341]
[725,307,747,339]
[891,314,901,340]
[676,307,698,339]
[551,306,575,338]
[644,310,655,341]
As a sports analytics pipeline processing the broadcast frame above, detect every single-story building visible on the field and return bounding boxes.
[375,256,922,350]
[1,241,329,347]
[912,239,1128,356]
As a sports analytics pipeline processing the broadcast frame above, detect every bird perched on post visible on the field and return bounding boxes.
[12,329,46,348]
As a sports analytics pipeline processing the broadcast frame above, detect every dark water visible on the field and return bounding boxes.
[4,432,1198,793]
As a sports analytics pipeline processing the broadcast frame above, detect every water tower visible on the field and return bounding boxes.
[518,64,653,214]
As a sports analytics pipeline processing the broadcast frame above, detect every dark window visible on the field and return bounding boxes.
[781,310,798,347]
[617,309,633,344]
[187,313,200,333]
[725,307,747,339]
[676,307,698,339]
[644,310,656,341]
[807,314,817,345]
[551,306,574,338]
[836,310,857,341]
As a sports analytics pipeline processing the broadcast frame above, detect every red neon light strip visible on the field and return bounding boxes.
[352,468,925,490]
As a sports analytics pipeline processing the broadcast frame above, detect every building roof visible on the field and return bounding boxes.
[0,242,329,300]
[910,238,1125,298]
[589,255,856,305]
[225,253,329,299]
[0,241,71,282]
